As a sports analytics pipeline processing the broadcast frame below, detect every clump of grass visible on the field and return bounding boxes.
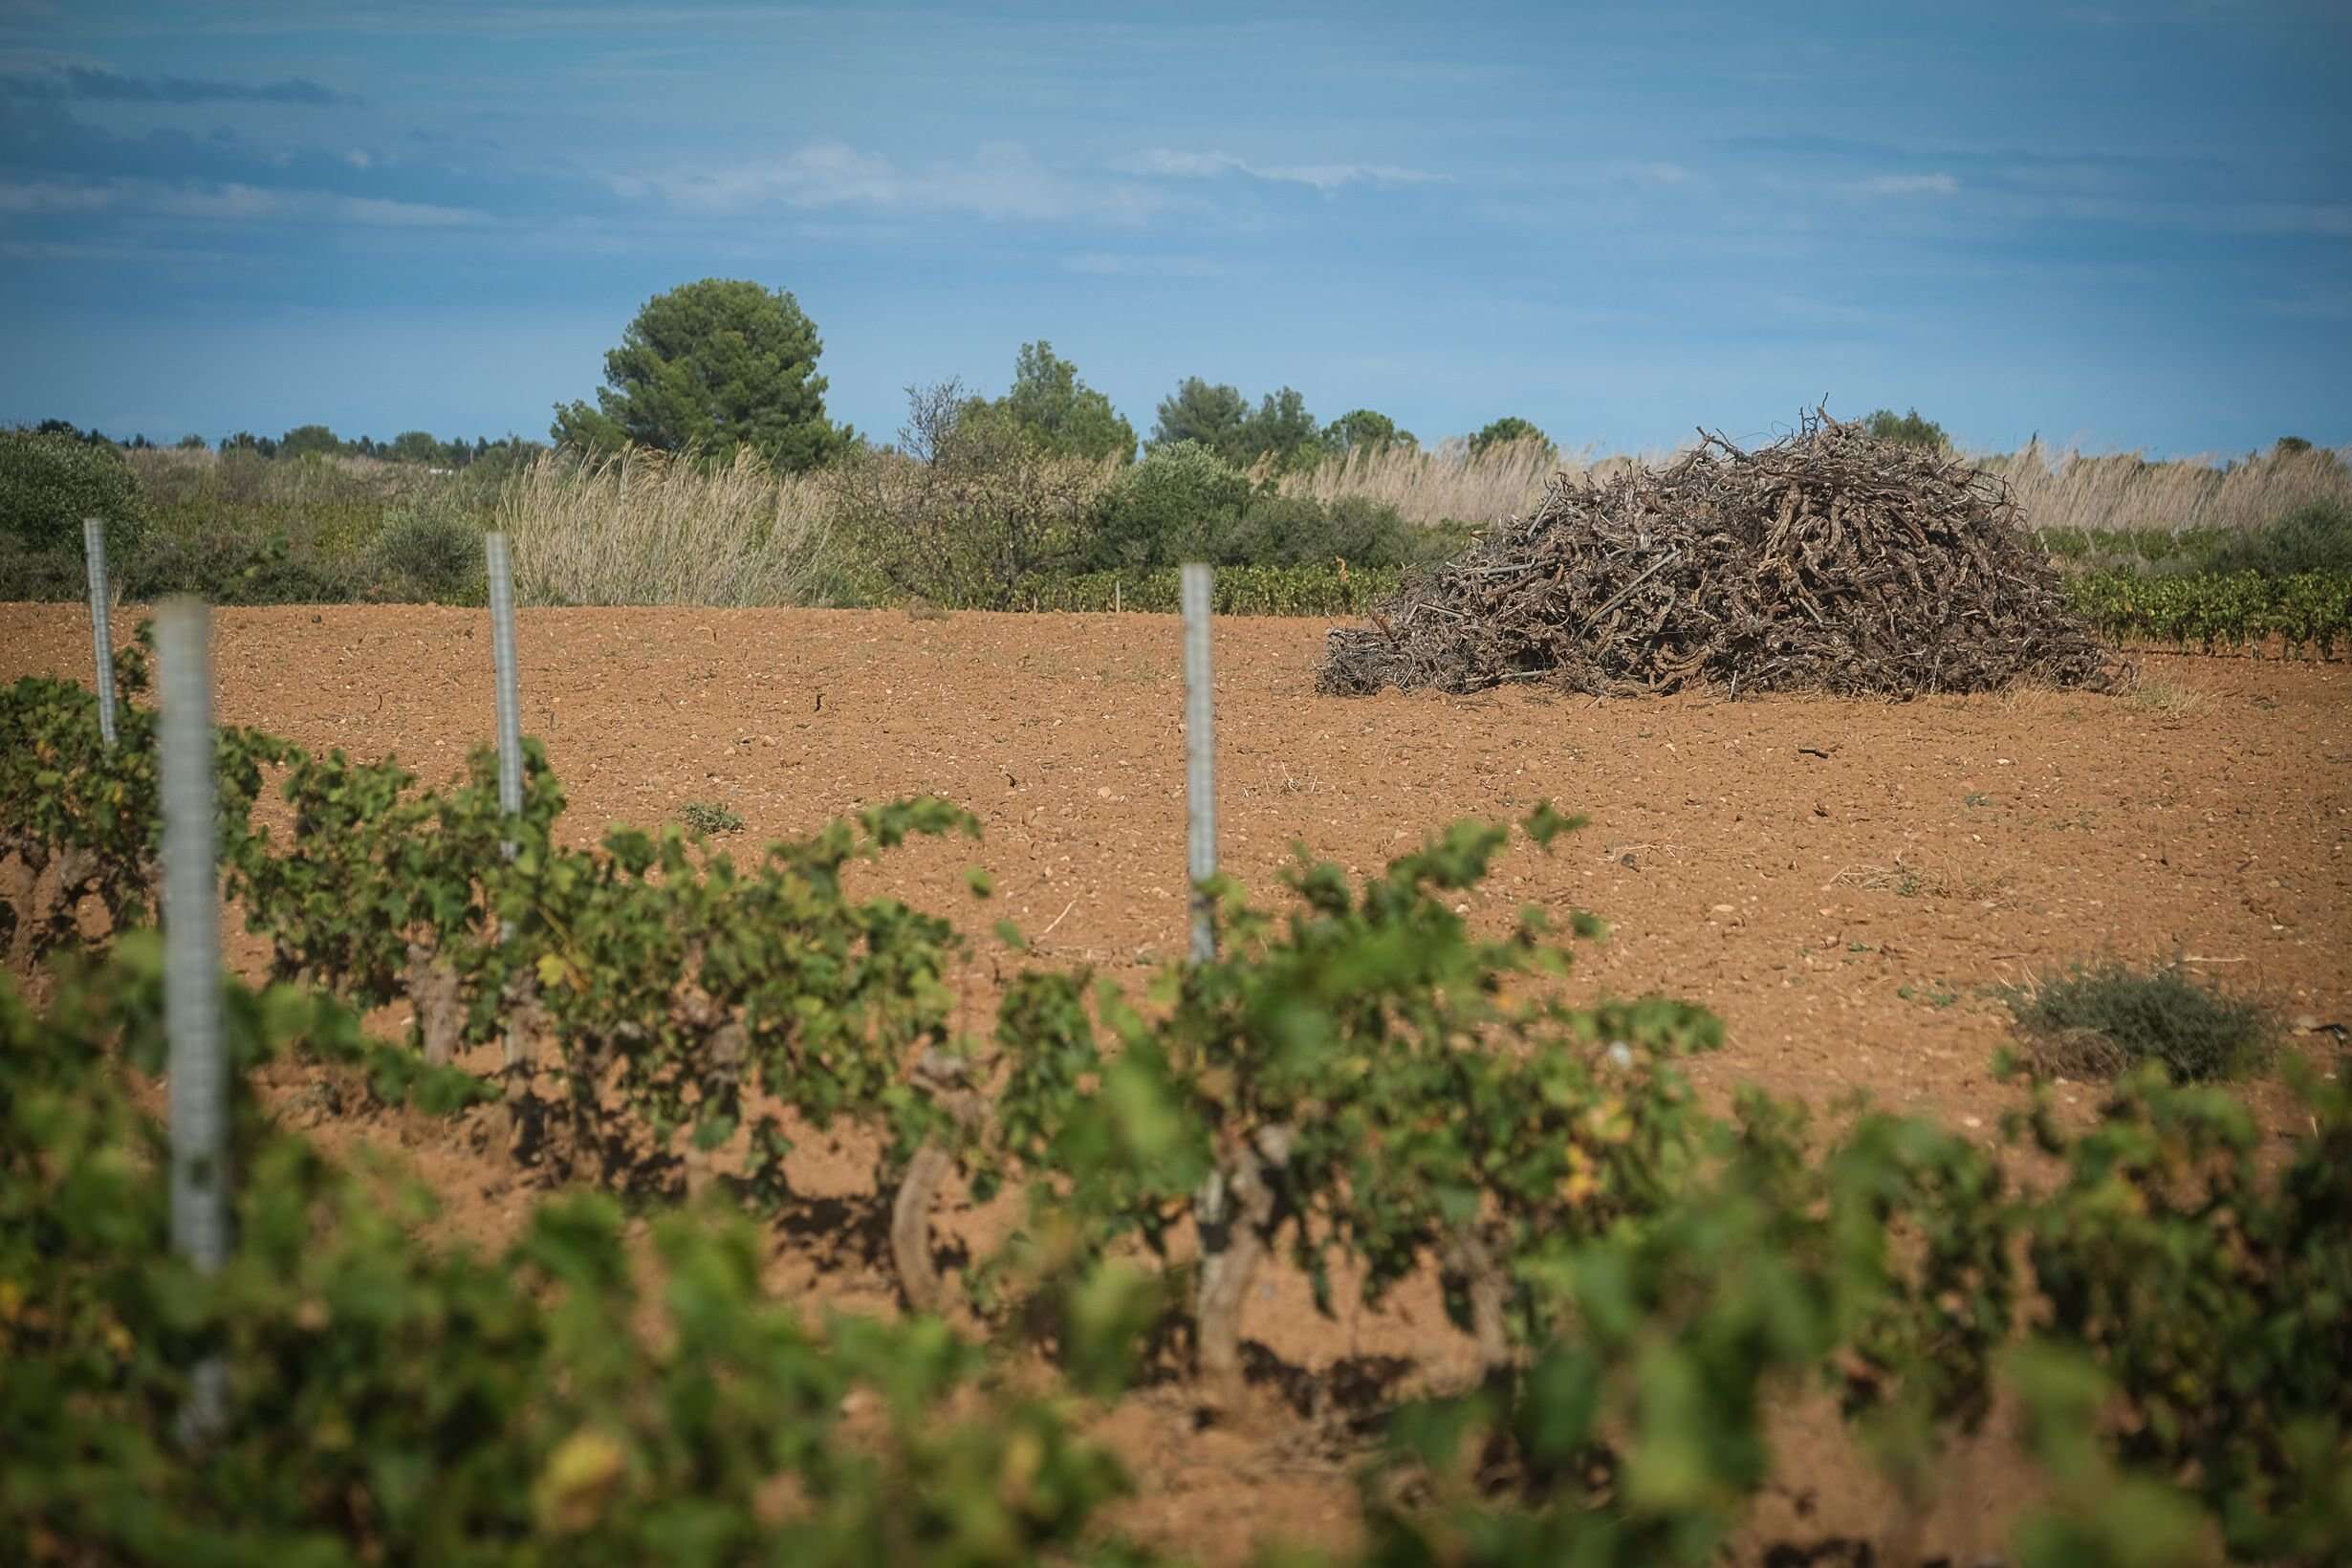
[679,799,745,836]
[1999,959,2273,1081]
[2128,678,2209,718]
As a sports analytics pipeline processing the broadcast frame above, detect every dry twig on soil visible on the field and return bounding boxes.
[1318,408,2120,698]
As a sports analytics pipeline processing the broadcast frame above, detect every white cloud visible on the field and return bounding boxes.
[2254,290,2352,321]
[1122,149,1235,180]
[1855,172,1961,197]
[0,180,118,212]
[1063,250,1228,278]
[152,183,285,220]
[331,194,474,227]
[1118,147,1443,191]
[617,141,1165,225]
[0,176,478,227]
[1985,190,2352,238]
[1610,160,1694,185]
[0,238,228,263]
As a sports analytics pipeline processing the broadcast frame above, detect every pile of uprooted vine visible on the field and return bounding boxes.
[1319,408,2122,698]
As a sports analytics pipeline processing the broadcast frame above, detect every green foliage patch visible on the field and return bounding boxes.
[0,428,146,555]
[2200,499,2352,577]
[1999,959,2274,1082]
[679,799,746,836]
[0,957,1136,1566]
[2066,570,2351,655]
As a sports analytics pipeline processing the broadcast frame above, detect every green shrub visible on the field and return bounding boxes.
[1086,439,1253,572]
[117,526,367,605]
[371,503,486,602]
[2010,1062,2352,1563]
[2000,959,2273,1081]
[0,545,92,602]
[825,386,1109,608]
[1216,490,1424,569]
[0,429,145,555]
[1087,443,1427,573]
[1862,407,1950,449]
[678,798,744,835]
[2199,500,2352,577]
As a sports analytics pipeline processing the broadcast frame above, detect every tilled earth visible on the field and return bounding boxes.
[5,602,2347,1563]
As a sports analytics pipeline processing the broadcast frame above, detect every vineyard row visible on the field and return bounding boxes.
[3,633,2348,1565]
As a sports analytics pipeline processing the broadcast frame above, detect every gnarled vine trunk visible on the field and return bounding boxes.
[889,1049,982,1316]
[680,1013,745,1202]
[1444,1226,1514,1378]
[8,845,97,969]
[501,965,556,1165]
[1192,1123,1293,1404]
[404,940,466,1066]
[0,841,39,968]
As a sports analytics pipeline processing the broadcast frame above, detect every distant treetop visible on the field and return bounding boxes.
[1469,416,1555,459]
[1859,407,1950,450]
[552,277,846,472]
[968,340,1137,464]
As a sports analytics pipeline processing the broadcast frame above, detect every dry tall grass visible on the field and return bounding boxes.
[1263,437,1604,527]
[1274,435,2351,537]
[495,447,835,606]
[126,446,456,553]
[1976,441,2352,534]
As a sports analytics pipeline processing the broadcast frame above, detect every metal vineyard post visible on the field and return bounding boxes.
[485,534,527,1071]
[486,534,525,836]
[81,516,118,747]
[1182,563,1218,963]
[158,598,228,1439]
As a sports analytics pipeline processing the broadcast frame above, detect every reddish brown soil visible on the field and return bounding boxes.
[6,603,2347,1564]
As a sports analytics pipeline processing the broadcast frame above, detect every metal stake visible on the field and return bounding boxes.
[484,534,527,1073]
[82,517,118,746]
[1181,563,1218,963]
[158,598,227,1440]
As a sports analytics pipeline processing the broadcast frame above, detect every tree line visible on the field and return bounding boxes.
[549,277,1562,473]
[25,277,2339,482]
[22,276,2027,483]
[20,416,547,470]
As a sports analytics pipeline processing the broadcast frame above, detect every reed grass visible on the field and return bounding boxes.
[494,446,837,606]
[1260,436,1610,528]
[1977,441,2352,535]
[1252,433,2352,540]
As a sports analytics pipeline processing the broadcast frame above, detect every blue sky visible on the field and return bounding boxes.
[3,0,2346,457]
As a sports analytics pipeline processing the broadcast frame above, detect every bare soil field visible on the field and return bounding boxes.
[5,602,2347,1563]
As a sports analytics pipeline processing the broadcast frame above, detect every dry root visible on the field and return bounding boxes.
[1319,407,2119,699]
